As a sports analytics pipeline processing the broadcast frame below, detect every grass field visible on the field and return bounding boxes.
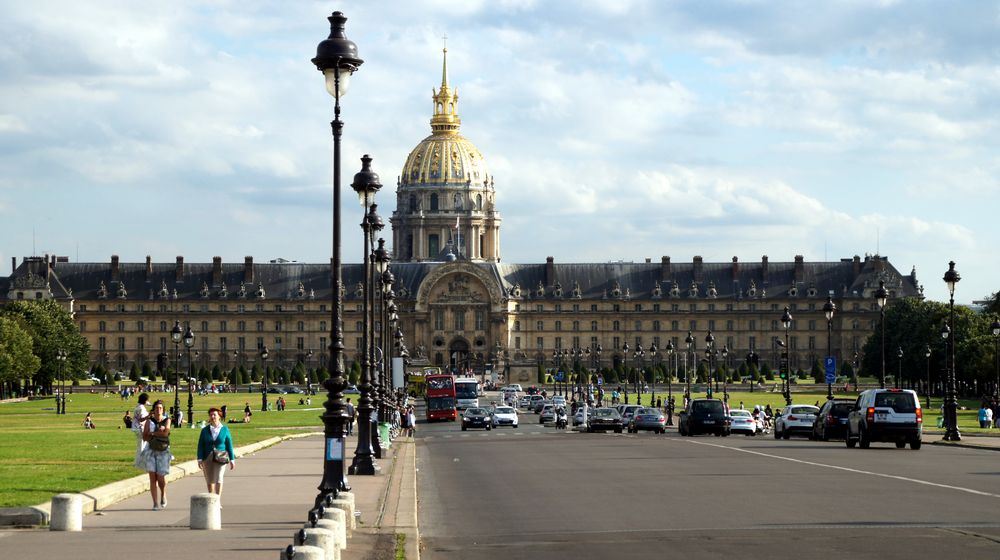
[0,390,325,507]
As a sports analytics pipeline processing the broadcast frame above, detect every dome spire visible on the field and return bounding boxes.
[430,40,460,135]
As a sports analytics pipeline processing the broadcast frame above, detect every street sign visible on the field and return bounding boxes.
[825,356,837,384]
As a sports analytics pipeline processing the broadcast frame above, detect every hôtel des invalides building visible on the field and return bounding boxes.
[3,50,921,385]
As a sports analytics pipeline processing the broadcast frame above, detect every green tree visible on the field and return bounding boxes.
[2,299,89,390]
[293,363,306,384]
[811,359,824,383]
[251,364,262,383]
[349,361,362,385]
[0,316,41,397]
[142,361,153,381]
[129,362,140,383]
[211,364,222,381]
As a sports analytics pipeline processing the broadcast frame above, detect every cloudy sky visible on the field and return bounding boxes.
[2,0,997,304]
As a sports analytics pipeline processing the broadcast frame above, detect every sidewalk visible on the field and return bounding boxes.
[928,430,1000,452]
[0,432,419,560]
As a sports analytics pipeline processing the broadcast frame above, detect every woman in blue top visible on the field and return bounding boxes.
[197,407,236,499]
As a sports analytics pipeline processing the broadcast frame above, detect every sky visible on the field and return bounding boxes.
[1,0,998,305]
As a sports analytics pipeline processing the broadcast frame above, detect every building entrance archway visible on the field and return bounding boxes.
[449,339,470,374]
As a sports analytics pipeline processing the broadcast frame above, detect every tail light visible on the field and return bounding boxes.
[916,408,923,424]
[866,407,875,423]
[825,414,835,426]
[787,415,797,421]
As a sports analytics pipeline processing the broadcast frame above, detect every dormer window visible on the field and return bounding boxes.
[97,280,108,299]
[572,281,582,299]
[688,282,699,298]
[707,282,718,299]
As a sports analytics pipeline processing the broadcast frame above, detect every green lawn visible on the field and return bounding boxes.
[0,390,325,507]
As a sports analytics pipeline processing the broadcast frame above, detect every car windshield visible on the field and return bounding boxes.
[428,397,455,410]
[638,408,658,415]
[830,404,853,416]
[874,392,917,412]
[595,409,620,418]
[495,407,515,414]
[466,408,486,415]
[730,410,751,417]
[790,406,819,415]
[692,401,725,413]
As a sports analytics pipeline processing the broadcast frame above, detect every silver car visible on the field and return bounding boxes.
[774,405,820,439]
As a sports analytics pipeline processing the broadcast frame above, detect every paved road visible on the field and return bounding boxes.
[416,404,1000,559]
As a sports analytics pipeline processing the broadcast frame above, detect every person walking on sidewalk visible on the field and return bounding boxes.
[406,405,416,437]
[141,400,173,510]
[346,398,356,436]
[197,407,236,500]
[132,393,150,470]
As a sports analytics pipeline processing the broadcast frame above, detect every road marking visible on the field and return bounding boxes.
[684,439,1000,500]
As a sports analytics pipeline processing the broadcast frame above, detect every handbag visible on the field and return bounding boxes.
[211,449,230,464]
[150,435,170,452]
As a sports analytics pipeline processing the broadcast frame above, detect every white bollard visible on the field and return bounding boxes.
[305,519,344,552]
[326,498,355,531]
[337,491,356,513]
[319,508,348,546]
[190,493,221,530]
[50,494,83,531]
[294,527,339,560]
[279,544,325,560]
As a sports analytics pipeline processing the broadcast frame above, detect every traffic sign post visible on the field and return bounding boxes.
[825,356,837,400]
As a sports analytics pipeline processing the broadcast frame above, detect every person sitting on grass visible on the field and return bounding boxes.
[83,412,96,429]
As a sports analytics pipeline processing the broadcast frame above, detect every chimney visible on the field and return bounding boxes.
[175,256,184,282]
[693,256,704,282]
[794,255,804,283]
[212,256,223,285]
[111,255,120,282]
[11,257,16,274]
[645,257,651,263]
[875,255,885,273]
[731,256,739,281]
[661,256,671,281]
[145,255,153,278]
[545,256,555,287]
[761,255,769,284]
[853,255,861,278]
[244,256,254,283]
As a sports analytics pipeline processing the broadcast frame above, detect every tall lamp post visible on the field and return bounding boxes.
[171,320,182,425]
[350,155,383,476]
[233,350,241,393]
[184,325,195,428]
[875,280,888,389]
[721,345,729,405]
[56,349,67,415]
[260,346,270,412]
[704,331,715,399]
[664,340,675,424]
[622,342,630,404]
[648,343,658,407]
[942,261,961,441]
[991,319,1000,399]
[823,296,836,401]
[781,307,792,406]
[896,346,903,390]
[633,343,645,401]
[924,344,932,408]
[684,331,695,403]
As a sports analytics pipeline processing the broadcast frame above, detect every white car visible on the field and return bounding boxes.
[774,405,820,439]
[574,407,592,426]
[551,395,567,407]
[492,406,519,428]
[728,409,761,436]
[518,395,532,408]
[505,384,523,393]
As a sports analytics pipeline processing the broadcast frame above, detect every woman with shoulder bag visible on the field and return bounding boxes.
[141,400,173,510]
[197,407,236,500]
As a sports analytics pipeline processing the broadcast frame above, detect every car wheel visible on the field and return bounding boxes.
[782,430,790,440]
[774,427,781,440]
[859,427,871,449]
[513,424,518,429]
[895,440,906,448]
[462,425,467,431]
[821,428,830,442]
[910,439,922,450]
[615,428,622,434]
[587,426,594,433]
[714,431,721,437]
[486,425,492,431]
[745,432,752,437]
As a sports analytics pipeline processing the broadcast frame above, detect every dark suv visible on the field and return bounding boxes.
[811,399,854,441]
[846,389,922,450]
[679,399,730,437]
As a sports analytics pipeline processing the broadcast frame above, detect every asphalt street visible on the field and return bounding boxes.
[415,401,1000,560]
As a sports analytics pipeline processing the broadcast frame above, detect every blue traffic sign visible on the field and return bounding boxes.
[825,356,837,384]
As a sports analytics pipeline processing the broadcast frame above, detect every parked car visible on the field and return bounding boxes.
[728,409,761,436]
[539,404,558,424]
[266,386,288,394]
[587,407,624,433]
[679,399,731,437]
[617,404,643,426]
[461,407,493,431]
[284,386,305,394]
[811,399,855,441]
[344,385,360,394]
[492,406,519,428]
[628,407,666,433]
[846,389,922,449]
[774,404,820,439]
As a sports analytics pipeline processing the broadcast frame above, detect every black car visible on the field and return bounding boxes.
[587,407,624,433]
[461,407,493,431]
[678,399,731,437]
[811,399,854,441]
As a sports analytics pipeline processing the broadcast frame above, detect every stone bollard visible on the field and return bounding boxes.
[190,493,221,530]
[294,528,339,560]
[318,509,348,546]
[50,494,83,531]
[326,499,354,532]
[306,519,345,551]
[279,544,325,560]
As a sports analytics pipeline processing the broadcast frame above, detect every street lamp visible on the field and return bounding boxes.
[350,154,382,476]
[56,349,67,415]
[633,343,645,401]
[896,346,903,390]
[184,325,195,428]
[781,307,792,406]
[721,345,729,404]
[103,352,110,395]
[924,344,932,408]
[684,331,695,404]
[664,340,675,425]
[171,320,182,425]
[942,261,961,441]
[991,319,1000,399]
[823,296,836,401]
[704,331,715,399]
[260,346,270,412]
[649,343,658,408]
[233,350,240,393]
[622,342,630,404]
[875,280,889,389]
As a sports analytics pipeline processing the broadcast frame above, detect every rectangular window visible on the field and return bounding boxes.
[536,337,544,349]
[748,320,756,332]
[220,321,228,332]
[160,337,167,351]
[239,321,246,331]
[555,321,562,332]
[613,336,620,350]
[137,338,144,350]
[256,321,264,332]
[515,337,521,349]
[475,310,484,330]
[434,310,445,330]
[117,337,125,351]
[239,337,246,350]
[613,304,620,312]
[748,336,756,351]
[671,321,679,331]
[201,338,208,351]
[201,321,209,332]
[591,304,598,312]
[454,309,465,330]
[297,337,305,351]
[653,304,660,312]
[555,337,563,349]
[808,336,815,350]
[298,321,305,332]
[117,321,125,332]
[726,320,734,331]
[98,337,106,350]
[635,304,642,312]
[137,321,144,332]
[708,320,716,331]
[220,337,228,351]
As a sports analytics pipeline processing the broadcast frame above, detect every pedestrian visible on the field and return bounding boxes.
[197,407,236,500]
[220,404,227,421]
[82,412,96,429]
[656,396,662,410]
[141,400,173,510]
[406,405,416,437]
[132,393,150,470]
[123,410,133,430]
[346,398,356,436]
[979,404,991,429]
[243,402,252,423]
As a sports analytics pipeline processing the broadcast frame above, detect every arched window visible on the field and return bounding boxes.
[453,193,463,210]
[476,194,483,210]
[430,193,439,211]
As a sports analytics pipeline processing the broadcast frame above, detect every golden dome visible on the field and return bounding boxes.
[400,48,492,189]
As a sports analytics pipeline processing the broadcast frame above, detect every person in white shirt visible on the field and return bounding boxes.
[132,393,150,469]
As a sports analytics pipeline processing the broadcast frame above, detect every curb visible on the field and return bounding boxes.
[0,430,321,527]
[930,439,1000,452]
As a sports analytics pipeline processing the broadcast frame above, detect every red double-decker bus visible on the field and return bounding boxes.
[425,373,457,421]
